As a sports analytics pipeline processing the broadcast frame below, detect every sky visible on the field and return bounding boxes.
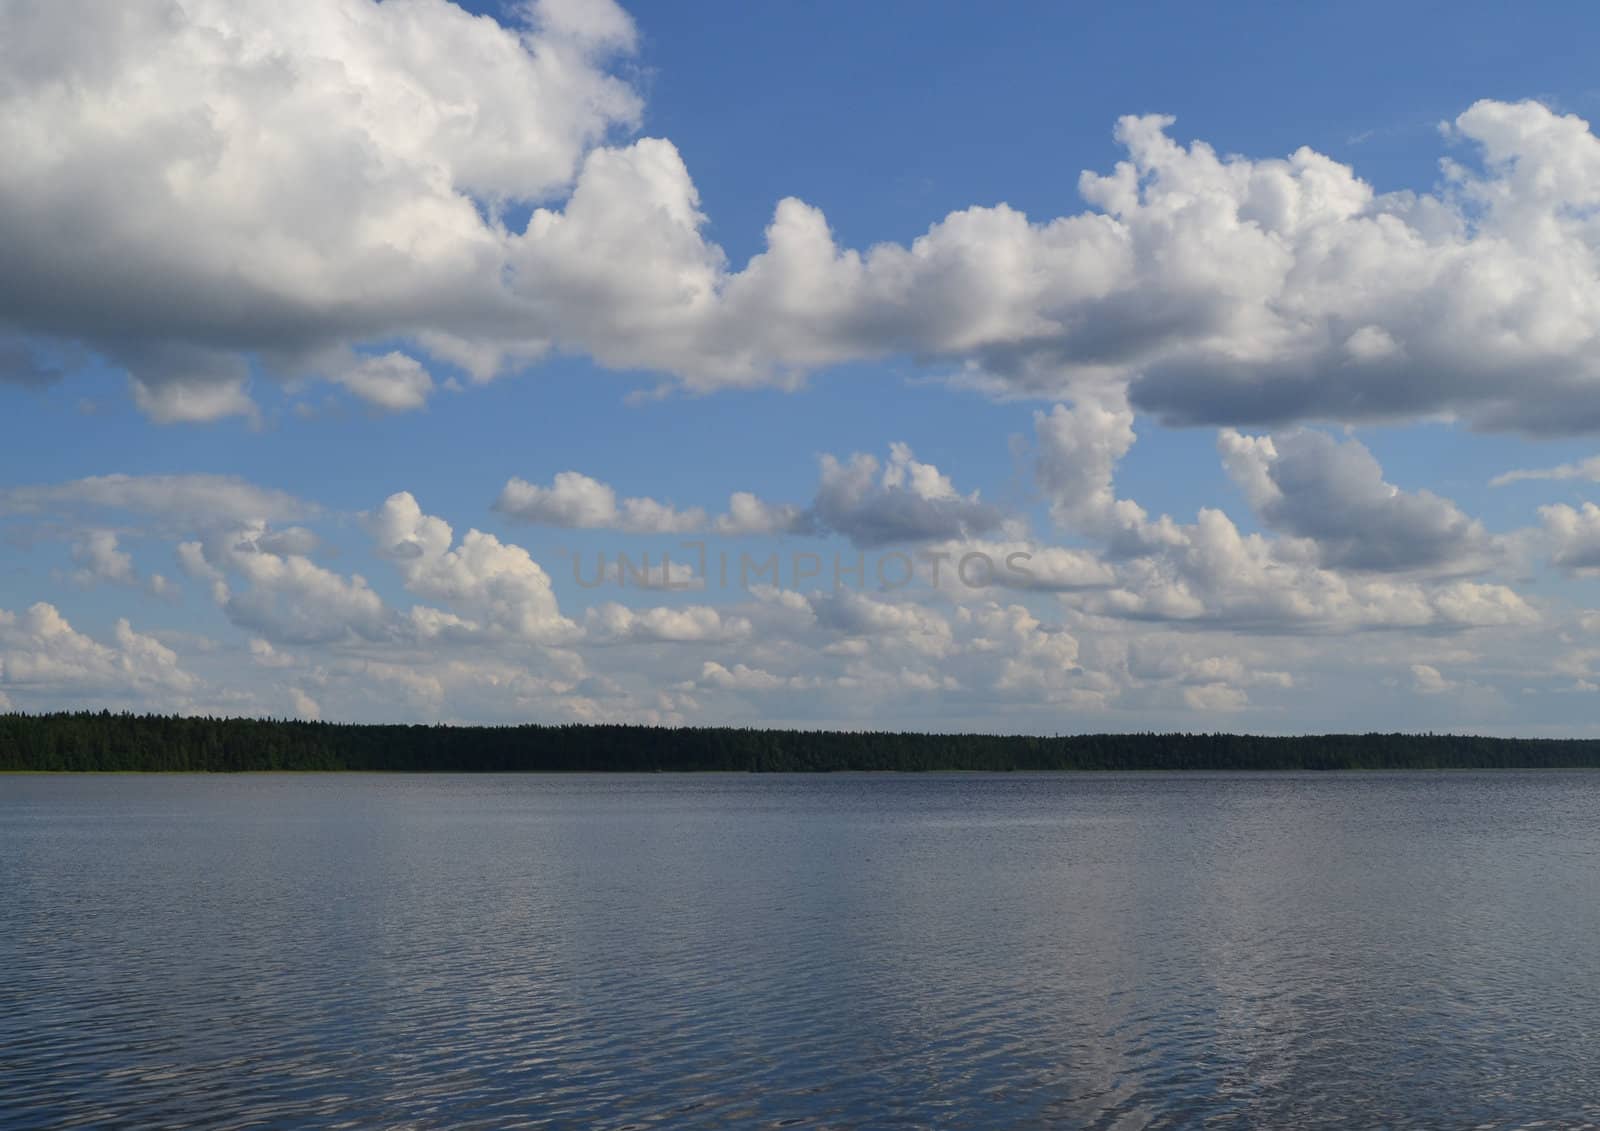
[5,0,1600,734]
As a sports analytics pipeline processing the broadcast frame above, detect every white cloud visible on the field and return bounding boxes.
[1087,507,1536,632]
[69,530,136,587]
[1033,396,1180,554]
[18,0,1600,439]
[1024,398,1531,632]
[288,687,323,720]
[714,492,810,536]
[368,491,579,644]
[494,472,707,534]
[1492,455,1600,487]
[698,661,798,692]
[498,98,1600,435]
[130,373,260,425]
[1411,663,1455,695]
[334,352,435,412]
[0,602,197,708]
[1072,103,1600,434]
[1540,502,1600,573]
[1218,428,1494,573]
[811,443,1009,547]
[205,528,392,645]
[585,601,751,643]
[809,591,955,657]
[1183,683,1249,712]
[964,603,1088,703]
[0,474,311,528]
[177,541,226,596]
[1,0,641,419]
[498,455,1006,545]
[248,638,295,669]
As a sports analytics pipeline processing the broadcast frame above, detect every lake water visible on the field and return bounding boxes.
[3,772,1599,1129]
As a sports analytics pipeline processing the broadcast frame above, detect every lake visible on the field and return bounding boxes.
[3,771,1598,1128]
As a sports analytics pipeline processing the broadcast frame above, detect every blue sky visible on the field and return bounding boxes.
[5,0,1600,732]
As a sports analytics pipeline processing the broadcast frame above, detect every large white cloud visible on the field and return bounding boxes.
[524,98,1600,432]
[9,0,1600,433]
[0,0,640,418]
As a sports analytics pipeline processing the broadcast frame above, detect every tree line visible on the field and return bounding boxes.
[5,711,1600,772]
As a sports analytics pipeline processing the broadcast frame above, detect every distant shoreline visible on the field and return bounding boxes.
[6,712,1600,773]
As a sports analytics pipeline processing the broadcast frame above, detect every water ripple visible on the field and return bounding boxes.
[4,771,1599,1128]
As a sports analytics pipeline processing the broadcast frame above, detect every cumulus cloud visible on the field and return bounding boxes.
[1086,103,1600,434]
[69,530,136,587]
[1023,398,1529,631]
[204,529,392,646]
[368,491,579,644]
[714,492,811,536]
[62,529,175,599]
[1218,429,1494,573]
[697,661,802,692]
[174,492,583,649]
[0,466,1571,729]
[809,591,955,657]
[334,353,435,412]
[497,449,1001,544]
[962,603,1087,703]
[585,601,750,643]
[1540,502,1600,574]
[811,443,1009,547]
[289,687,323,720]
[1087,506,1535,632]
[531,98,1600,433]
[1103,640,1291,713]
[1034,397,1138,534]
[1411,663,1455,695]
[0,0,641,418]
[494,472,707,534]
[0,602,197,708]
[16,0,1600,434]
[1033,396,1179,554]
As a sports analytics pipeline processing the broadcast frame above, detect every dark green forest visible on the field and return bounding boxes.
[5,712,1600,772]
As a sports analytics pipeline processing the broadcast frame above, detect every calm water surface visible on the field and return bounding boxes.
[3,772,1599,1129]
